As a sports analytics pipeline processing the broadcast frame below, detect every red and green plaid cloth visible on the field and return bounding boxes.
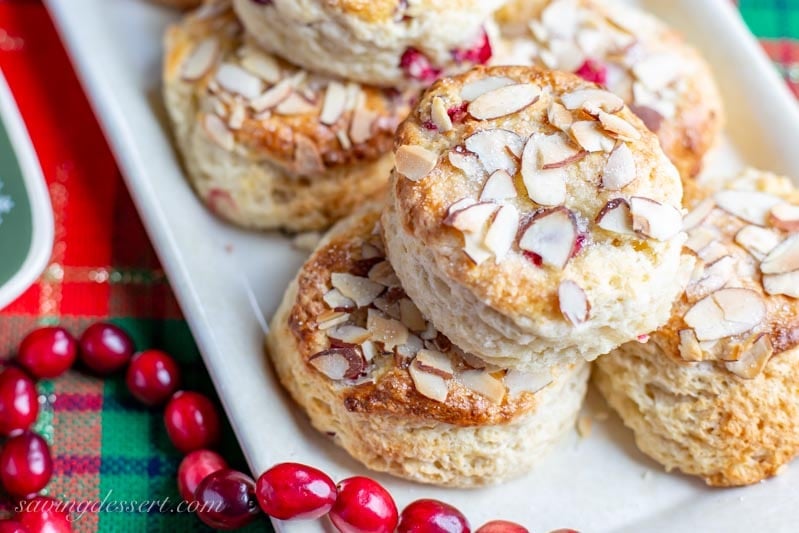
[0,0,796,531]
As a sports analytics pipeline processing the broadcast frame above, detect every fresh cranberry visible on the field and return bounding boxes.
[0,432,52,497]
[572,233,586,257]
[15,497,72,532]
[399,48,441,83]
[452,28,492,65]
[0,521,29,533]
[178,450,228,503]
[476,521,529,533]
[256,462,336,520]
[125,350,181,406]
[78,323,134,375]
[17,327,77,379]
[523,251,543,267]
[423,121,438,131]
[329,476,398,533]
[164,391,220,453]
[447,103,469,124]
[194,469,260,530]
[0,367,38,436]
[574,59,607,85]
[398,499,470,533]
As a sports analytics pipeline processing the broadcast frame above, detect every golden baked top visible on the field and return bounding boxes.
[287,207,560,426]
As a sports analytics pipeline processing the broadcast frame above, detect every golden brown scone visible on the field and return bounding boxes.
[232,0,504,88]
[267,205,590,487]
[162,1,414,231]
[493,0,724,182]
[595,168,799,487]
[383,65,687,373]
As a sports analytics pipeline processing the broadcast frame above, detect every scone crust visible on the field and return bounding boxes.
[267,205,590,486]
[494,0,724,181]
[384,66,686,371]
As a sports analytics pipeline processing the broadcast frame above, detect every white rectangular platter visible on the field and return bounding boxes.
[44,0,799,531]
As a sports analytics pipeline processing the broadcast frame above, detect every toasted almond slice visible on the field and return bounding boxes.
[372,296,400,320]
[419,321,437,341]
[309,347,364,380]
[683,288,766,341]
[734,225,781,260]
[458,370,506,404]
[683,198,716,231]
[685,226,717,253]
[294,134,324,175]
[538,133,585,169]
[484,205,519,261]
[317,311,350,330]
[415,349,454,377]
[558,280,590,325]
[461,233,492,265]
[396,145,438,181]
[480,170,517,202]
[395,333,424,359]
[468,83,542,120]
[367,309,409,349]
[697,241,729,264]
[503,369,553,395]
[724,334,773,379]
[521,136,566,206]
[547,101,574,131]
[361,340,378,362]
[686,255,735,301]
[597,111,641,141]
[519,207,578,268]
[250,79,293,112]
[630,197,682,241]
[448,150,486,179]
[761,234,799,274]
[769,203,799,231]
[323,288,355,310]
[361,242,382,259]
[444,202,497,234]
[763,271,799,298]
[602,143,636,190]
[350,106,377,144]
[181,37,219,81]
[633,53,682,92]
[239,49,281,83]
[399,298,427,332]
[570,121,615,152]
[561,89,624,113]
[446,197,476,216]
[275,93,316,115]
[215,63,263,99]
[368,261,400,287]
[714,190,782,226]
[327,325,371,344]
[678,329,706,362]
[331,273,385,307]
[431,96,453,132]
[202,114,234,151]
[319,81,347,125]
[464,129,524,174]
[460,76,515,101]
[409,359,450,402]
[596,198,635,235]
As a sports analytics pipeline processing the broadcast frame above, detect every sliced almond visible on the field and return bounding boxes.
[460,76,515,101]
[181,37,219,81]
[519,207,578,269]
[561,89,624,113]
[735,225,782,260]
[395,145,438,181]
[683,198,716,231]
[309,347,364,380]
[372,296,400,321]
[686,255,735,301]
[350,107,377,144]
[504,369,553,395]
[448,150,486,180]
[597,111,641,141]
[367,309,409,350]
[630,197,682,241]
[480,170,517,202]
[683,288,766,341]
[697,241,729,264]
[215,63,263,99]
[317,310,350,330]
[596,198,635,235]
[464,129,524,174]
[409,355,450,402]
[538,133,585,169]
[319,81,347,125]
[202,114,234,151]
[330,273,385,307]
[323,288,355,310]
[678,329,706,362]
[714,190,782,226]
[431,96,453,132]
[761,234,799,274]
[327,325,371,345]
[415,349,454,377]
[239,49,281,83]
[558,280,590,325]
[570,121,615,152]
[250,79,293,112]
[763,271,799,298]
[463,233,493,265]
[484,205,520,261]
[467,83,542,120]
[521,136,566,206]
[361,242,382,259]
[768,203,799,231]
[602,143,636,190]
[367,261,400,287]
[361,340,378,362]
[395,334,424,359]
[446,197,476,216]
[275,93,316,115]
[444,202,497,234]
[633,53,682,92]
[399,298,427,332]
[458,370,506,404]
[685,226,717,254]
[724,334,773,379]
[547,102,574,131]
[294,134,324,175]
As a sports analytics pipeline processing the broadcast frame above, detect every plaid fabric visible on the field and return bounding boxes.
[0,0,796,531]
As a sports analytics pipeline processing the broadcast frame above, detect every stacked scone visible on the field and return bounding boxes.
[162,0,504,231]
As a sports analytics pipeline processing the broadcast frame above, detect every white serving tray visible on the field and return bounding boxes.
[44,0,799,531]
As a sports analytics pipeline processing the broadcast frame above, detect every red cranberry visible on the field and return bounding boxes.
[0,432,52,497]
[125,350,181,406]
[178,450,228,503]
[523,251,543,267]
[398,499,470,533]
[574,59,607,85]
[194,469,260,530]
[256,462,336,520]
[452,28,492,65]
[17,327,77,379]
[446,103,469,124]
[572,233,586,257]
[0,367,39,436]
[0,520,29,533]
[164,391,220,453]
[15,497,72,532]
[330,476,398,533]
[399,48,441,83]
[78,323,134,375]
[476,521,529,533]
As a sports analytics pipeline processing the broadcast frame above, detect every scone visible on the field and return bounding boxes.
[493,0,724,181]
[595,168,799,487]
[232,0,503,88]
[267,205,590,487]
[383,66,687,372]
[163,1,414,231]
